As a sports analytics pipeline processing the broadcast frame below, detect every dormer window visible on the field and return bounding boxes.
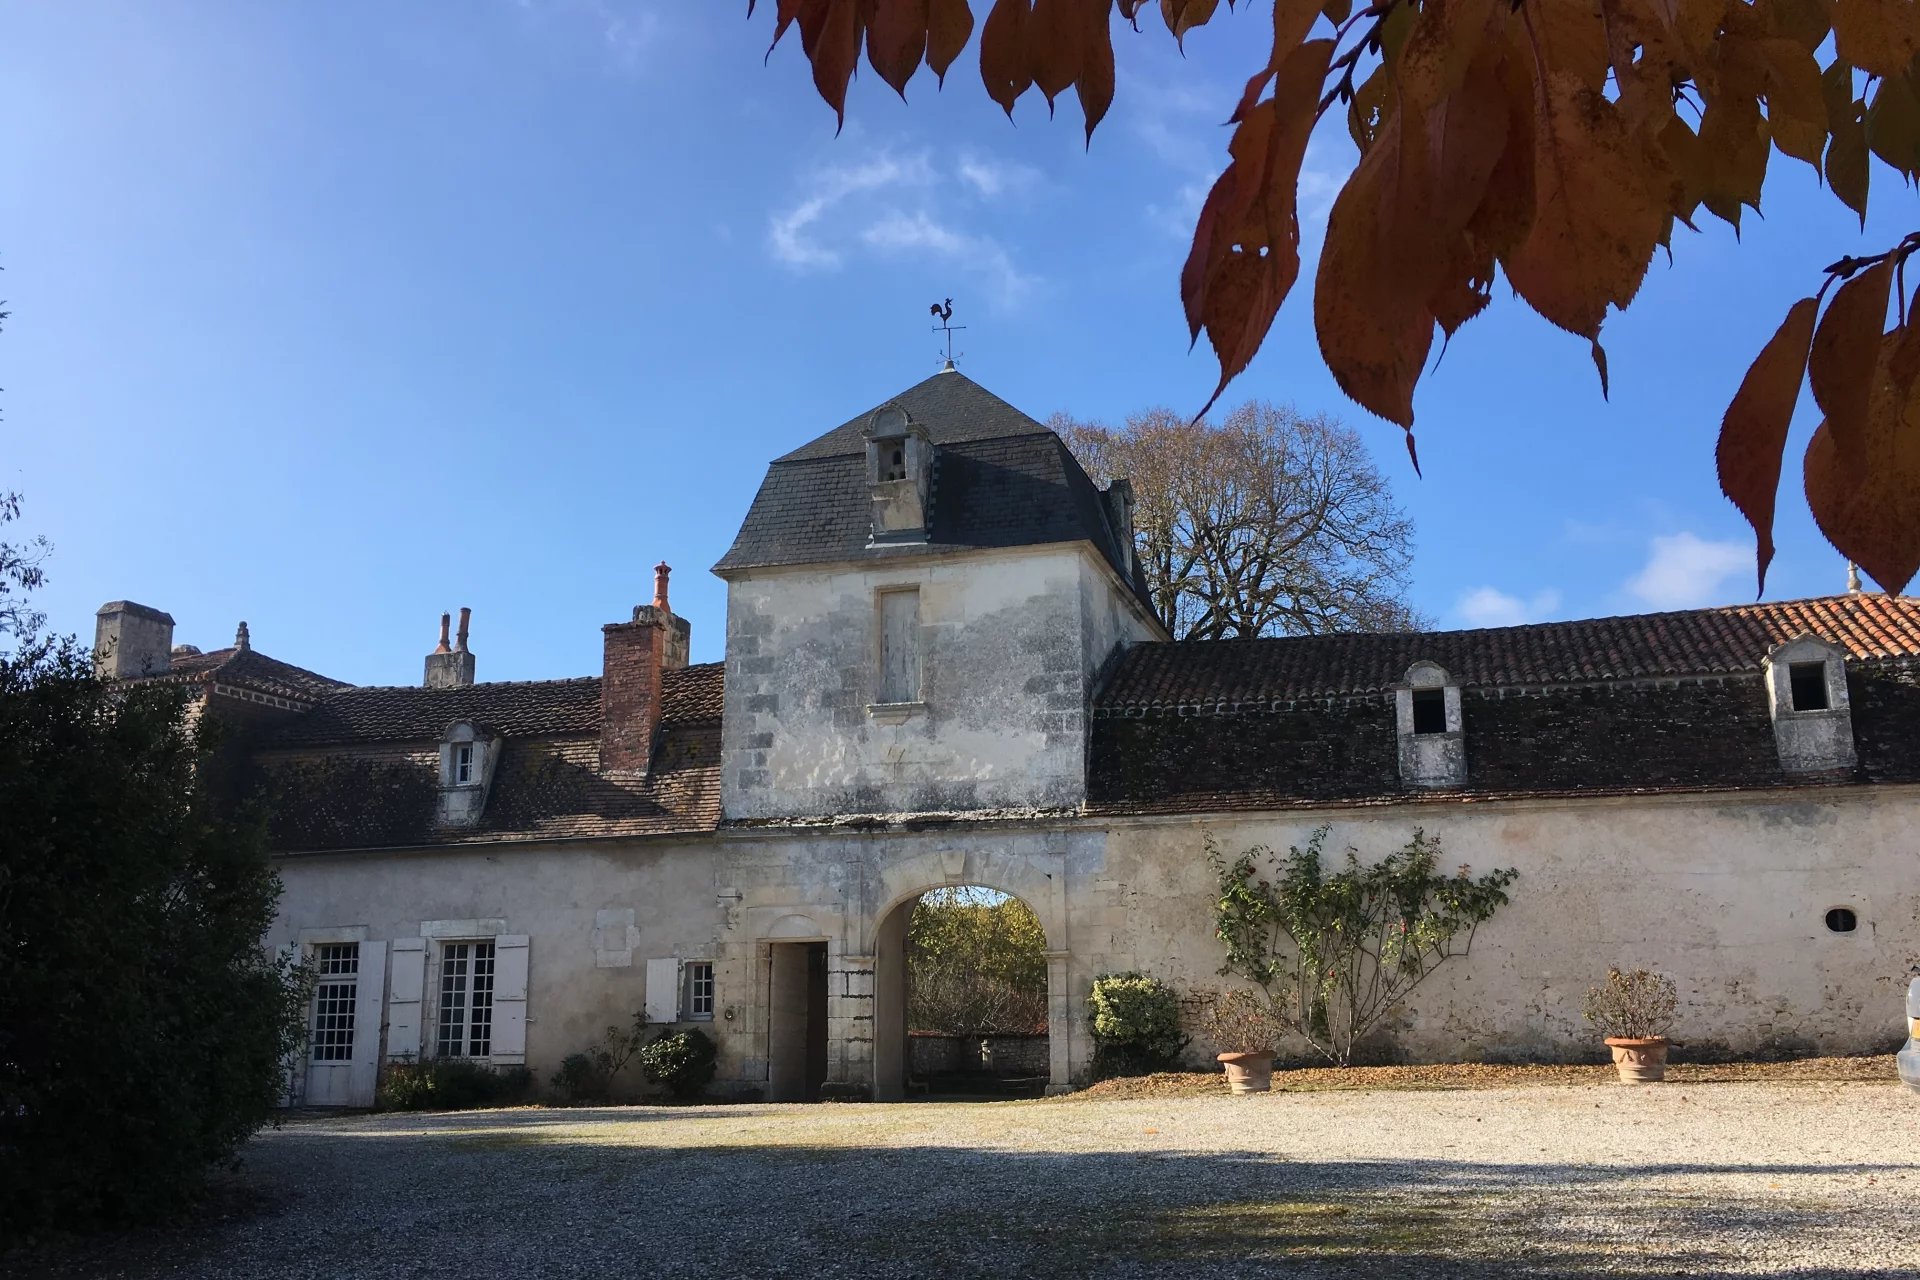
[438,721,497,826]
[1764,635,1856,772]
[1410,687,1447,735]
[1395,661,1466,787]
[1788,662,1829,711]
[864,403,932,545]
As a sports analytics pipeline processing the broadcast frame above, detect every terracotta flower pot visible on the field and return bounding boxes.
[1604,1036,1670,1083]
[1217,1051,1275,1095]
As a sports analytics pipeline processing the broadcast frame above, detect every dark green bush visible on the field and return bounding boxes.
[0,637,309,1230]
[1086,973,1188,1080]
[550,1011,649,1104]
[376,1058,530,1112]
[639,1027,717,1098]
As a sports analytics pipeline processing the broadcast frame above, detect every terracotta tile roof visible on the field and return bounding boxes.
[147,646,350,704]
[1096,594,1920,710]
[265,662,723,747]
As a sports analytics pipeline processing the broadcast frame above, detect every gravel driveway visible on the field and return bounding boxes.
[25,1081,1919,1279]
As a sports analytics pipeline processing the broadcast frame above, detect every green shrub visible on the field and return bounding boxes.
[639,1027,717,1099]
[1086,973,1187,1079]
[0,638,308,1230]
[376,1058,530,1112]
[550,1011,649,1104]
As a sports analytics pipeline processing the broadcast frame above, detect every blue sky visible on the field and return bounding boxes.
[1,3,1903,683]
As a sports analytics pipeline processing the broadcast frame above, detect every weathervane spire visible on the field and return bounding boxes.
[929,297,965,369]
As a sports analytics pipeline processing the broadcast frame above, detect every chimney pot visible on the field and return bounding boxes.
[433,612,452,655]
[653,562,672,611]
[235,621,251,651]
[456,606,472,653]
[424,608,476,688]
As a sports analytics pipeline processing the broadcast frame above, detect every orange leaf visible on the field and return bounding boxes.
[1832,0,1920,79]
[1527,0,1610,91]
[1233,0,1337,123]
[1824,62,1870,225]
[1076,0,1117,142]
[1185,39,1334,414]
[868,0,931,99]
[1696,88,1768,229]
[803,0,865,130]
[1716,296,1818,593]
[1162,0,1221,46]
[1029,0,1081,108]
[1502,69,1664,339]
[928,0,977,84]
[1805,329,1920,593]
[1808,257,1892,467]
[1396,0,1505,114]
[980,0,1034,116]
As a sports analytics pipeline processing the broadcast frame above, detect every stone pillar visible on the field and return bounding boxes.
[819,951,876,1101]
[871,907,910,1101]
[1044,949,1073,1095]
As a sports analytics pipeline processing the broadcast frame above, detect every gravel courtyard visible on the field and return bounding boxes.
[28,1078,1920,1279]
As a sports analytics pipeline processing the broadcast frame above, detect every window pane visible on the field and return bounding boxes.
[468,942,496,1058]
[438,943,470,1057]
[310,943,358,1062]
[686,961,715,1019]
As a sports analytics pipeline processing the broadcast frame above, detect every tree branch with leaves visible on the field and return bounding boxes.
[750,0,1920,592]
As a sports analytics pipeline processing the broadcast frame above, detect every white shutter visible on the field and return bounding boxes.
[645,957,681,1025]
[491,935,530,1064]
[386,938,427,1061]
[347,941,388,1107]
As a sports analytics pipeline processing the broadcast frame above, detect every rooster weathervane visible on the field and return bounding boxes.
[930,298,965,367]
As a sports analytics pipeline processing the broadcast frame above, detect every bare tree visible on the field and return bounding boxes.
[1056,402,1424,640]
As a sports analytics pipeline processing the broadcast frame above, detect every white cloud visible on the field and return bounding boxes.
[765,150,1036,307]
[861,212,1035,306]
[1455,586,1564,629]
[955,152,1039,199]
[1625,533,1753,610]
[767,151,936,270]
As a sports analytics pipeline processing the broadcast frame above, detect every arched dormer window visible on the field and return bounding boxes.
[1395,660,1466,788]
[438,720,498,827]
[863,403,932,545]
[1764,634,1856,772]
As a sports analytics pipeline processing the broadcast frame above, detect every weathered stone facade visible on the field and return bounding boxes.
[107,368,1920,1105]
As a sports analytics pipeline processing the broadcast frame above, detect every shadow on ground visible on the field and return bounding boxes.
[12,1104,1909,1280]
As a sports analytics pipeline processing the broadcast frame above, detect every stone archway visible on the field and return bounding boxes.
[870,883,1064,1100]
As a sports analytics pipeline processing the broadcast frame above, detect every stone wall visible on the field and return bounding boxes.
[909,1033,1050,1077]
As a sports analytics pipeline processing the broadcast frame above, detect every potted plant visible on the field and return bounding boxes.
[1196,988,1284,1094]
[1583,968,1678,1083]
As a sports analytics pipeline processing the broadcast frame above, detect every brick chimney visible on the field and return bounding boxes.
[94,601,175,678]
[424,607,476,688]
[600,564,690,774]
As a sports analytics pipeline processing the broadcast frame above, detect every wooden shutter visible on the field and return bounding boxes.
[645,957,681,1025]
[386,937,427,1061]
[347,941,388,1107]
[879,589,921,703]
[491,935,530,1065]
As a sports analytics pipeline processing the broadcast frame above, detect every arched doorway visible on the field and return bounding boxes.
[872,885,1053,1101]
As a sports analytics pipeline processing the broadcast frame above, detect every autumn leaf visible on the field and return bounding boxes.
[927,0,976,83]
[981,0,1035,116]
[1805,329,1920,593]
[1503,68,1663,339]
[868,0,931,98]
[1808,256,1892,466]
[1186,40,1335,416]
[1866,71,1920,174]
[803,0,865,131]
[1076,0,1117,142]
[1717,296,1818,593]
[1162,0,1221,46]
[1029,0,1083,108]
[1831,0,1920,79]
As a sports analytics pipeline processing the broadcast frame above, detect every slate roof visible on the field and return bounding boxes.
[266,663,723,747]
[1088,594,1920,816]
[253,663,726,851]
[151,646,351,704]
[1096,594,1920,710]
[716,370,1155,614]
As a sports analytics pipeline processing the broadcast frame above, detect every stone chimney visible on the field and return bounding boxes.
[425,607,477,688]
[94,601,175,679]
[601,564,691,774]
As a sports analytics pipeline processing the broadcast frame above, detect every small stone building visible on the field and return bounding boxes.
[104,369,1920,1104]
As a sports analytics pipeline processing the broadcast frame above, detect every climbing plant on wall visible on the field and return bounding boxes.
[1206,826,1516,1065]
